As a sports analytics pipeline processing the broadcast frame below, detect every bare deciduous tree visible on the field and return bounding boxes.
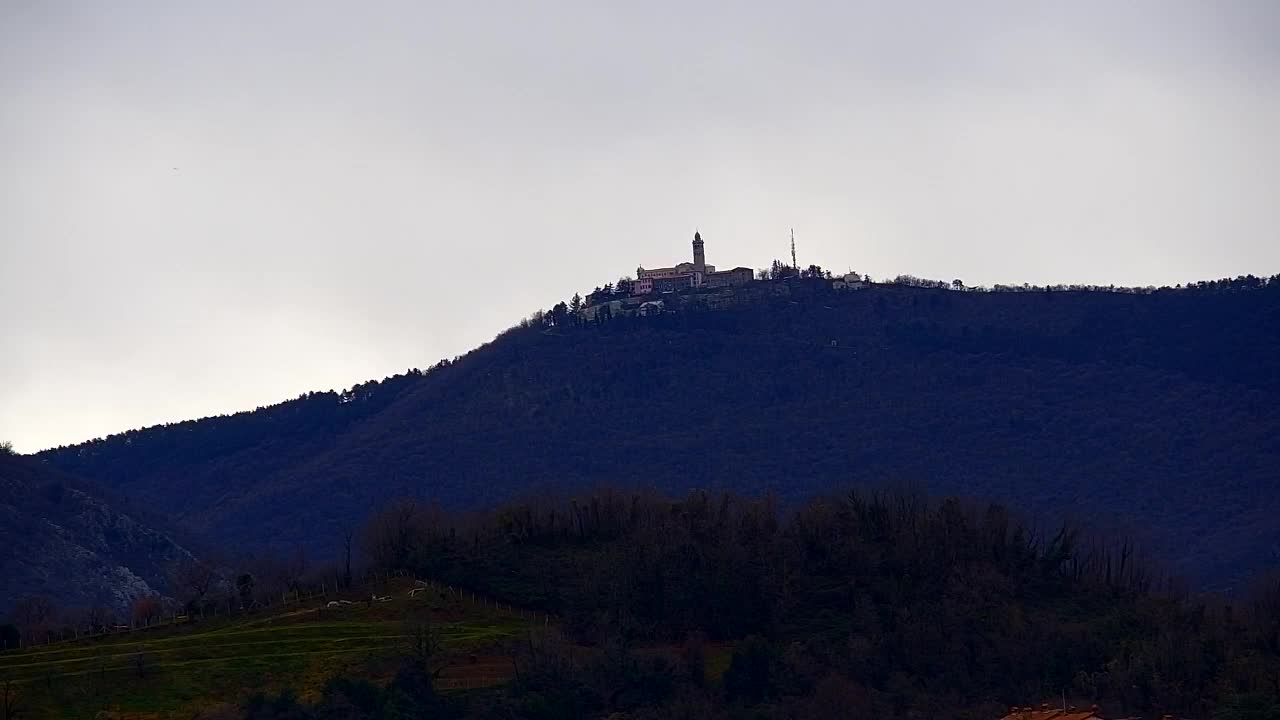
[11,596,56,645]
[402,609,442,672]
[1,680,22,720]
[342,526,354,588]
[131,595,162,627]
[281,545,308,594]
[168,557,218,613]
[361,499,435,570]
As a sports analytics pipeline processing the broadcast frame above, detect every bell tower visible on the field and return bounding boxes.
[692,230,706,274]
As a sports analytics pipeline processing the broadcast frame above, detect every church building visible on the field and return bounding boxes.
[633,231,754,294]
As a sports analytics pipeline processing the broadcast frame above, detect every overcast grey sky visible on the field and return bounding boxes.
[2,1,1277,453]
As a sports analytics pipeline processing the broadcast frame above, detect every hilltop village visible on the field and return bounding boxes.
[578,230,864,321]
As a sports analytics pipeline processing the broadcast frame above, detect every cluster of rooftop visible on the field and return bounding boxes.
[1000,707,1104,720]
[632,231,754,294]
[575,228,871,321]
[998,703,1176,720]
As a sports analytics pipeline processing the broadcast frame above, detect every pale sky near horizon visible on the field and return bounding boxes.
[2,1,1278,453]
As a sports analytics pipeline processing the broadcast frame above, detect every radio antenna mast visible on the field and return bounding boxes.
[790,228,797,270]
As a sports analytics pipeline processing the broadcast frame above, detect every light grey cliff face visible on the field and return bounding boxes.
[0,456,193,615]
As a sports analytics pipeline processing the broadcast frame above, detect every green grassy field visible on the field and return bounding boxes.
[0,581,531,718]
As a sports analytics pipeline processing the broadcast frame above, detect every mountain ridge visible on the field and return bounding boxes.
[35,277,1280,590]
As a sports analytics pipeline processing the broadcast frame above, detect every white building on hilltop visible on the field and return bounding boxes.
[833,272,867,291]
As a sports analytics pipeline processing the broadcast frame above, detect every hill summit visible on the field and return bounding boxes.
[37,272,1280,590]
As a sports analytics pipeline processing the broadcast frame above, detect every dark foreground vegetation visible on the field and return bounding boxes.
[365,489,1280,719]
[165,490,1280,718]
[6,487,1279,719]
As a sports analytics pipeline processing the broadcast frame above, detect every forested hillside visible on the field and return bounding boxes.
[37,278,1280,589]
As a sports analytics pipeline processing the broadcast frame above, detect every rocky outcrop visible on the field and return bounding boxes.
[0,454,192,615]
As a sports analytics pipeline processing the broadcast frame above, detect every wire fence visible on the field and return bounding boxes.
[1,570,554,653]
[1,569,410,652]
[409,578,555,627]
